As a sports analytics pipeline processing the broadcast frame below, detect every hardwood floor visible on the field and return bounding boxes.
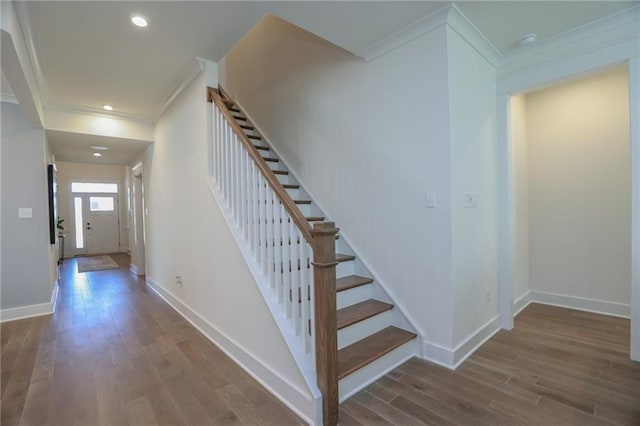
[339,303,640,426]
[0,253,304,426]
[3,255,639,425]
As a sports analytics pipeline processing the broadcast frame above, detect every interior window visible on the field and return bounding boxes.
[71,182,118,193]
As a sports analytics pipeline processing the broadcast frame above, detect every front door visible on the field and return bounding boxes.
[72,187,120,255]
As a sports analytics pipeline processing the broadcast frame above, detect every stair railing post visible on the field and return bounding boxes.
[311,222,340,426]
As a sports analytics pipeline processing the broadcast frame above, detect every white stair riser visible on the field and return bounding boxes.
[336,260,354,278]
[338,339,417,402]
[338,310,393,350]
[285,188,300,199]
[336,285,372,310]
[297,204,311,217]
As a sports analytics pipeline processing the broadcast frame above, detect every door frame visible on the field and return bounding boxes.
[130,162,146,276]
[68,178,123,257]
[497,56,640,361]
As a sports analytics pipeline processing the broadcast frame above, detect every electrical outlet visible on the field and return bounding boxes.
[464,193,478,208]
[425,192,436,208]
[176,275,183,287]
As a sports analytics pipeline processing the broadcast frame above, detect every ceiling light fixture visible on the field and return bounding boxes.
[102,104,114,111]
[90,145,109,151]
[519,33,538,47]
[93,152,102,157]
[131,14,148,28]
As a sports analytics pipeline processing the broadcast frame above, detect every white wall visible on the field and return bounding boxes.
[56,161,128,256]
[447,28,499,348]
[527,66,630,306]
[511,95,530,304]
[1,102,56,312]
[136,71,313,418]
[219,14,453,347]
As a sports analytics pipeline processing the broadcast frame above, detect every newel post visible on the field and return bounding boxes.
[311,222,340,426]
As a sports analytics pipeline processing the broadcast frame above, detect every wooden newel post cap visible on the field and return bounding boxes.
[311,222,339,235]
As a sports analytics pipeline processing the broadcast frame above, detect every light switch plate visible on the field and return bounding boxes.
[425,192,436,208]
[464,193,478,208]
[18,208,33,219]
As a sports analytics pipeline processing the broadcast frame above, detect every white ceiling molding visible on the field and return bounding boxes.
[446,4,502,68]
[13,1,49,106]
[45,102,154,125]
[153,58,206,121]
[355,5,450,62]
[498,5,640,81]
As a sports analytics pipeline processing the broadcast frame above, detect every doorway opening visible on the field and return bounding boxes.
[70,181,120,255]
[499,62,639,361]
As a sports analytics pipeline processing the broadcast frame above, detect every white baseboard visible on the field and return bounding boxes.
[422,315,501,370]
[129,264,139,275]
[145,276,319,425]
[0,281,59,323]
[527,290,631,318]
[513,291,532,317]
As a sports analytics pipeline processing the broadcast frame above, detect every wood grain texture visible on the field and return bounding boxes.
[337,300,393,330]
[338,303,640,425]
[0,254,302,426]
[336,276,373,293]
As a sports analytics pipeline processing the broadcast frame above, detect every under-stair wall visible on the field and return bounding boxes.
[132,73,317,422]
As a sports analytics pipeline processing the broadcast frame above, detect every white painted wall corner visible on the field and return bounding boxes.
[0,281,59,323]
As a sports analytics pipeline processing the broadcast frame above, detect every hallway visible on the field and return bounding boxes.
[0,253,303,426]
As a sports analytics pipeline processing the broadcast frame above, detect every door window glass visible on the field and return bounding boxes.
[90,197,115,212]
[74,197,84,249]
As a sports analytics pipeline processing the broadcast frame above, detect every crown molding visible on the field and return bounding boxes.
[498,5,640,81]
[12,1,49,105]
[446,3,501,68]
[355,4,451,62]
[153,58,205,120]
[45,103,154,125]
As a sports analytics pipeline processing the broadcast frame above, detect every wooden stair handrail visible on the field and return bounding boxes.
[208,87,314,242]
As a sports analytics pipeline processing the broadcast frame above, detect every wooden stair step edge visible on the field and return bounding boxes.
[336,275,373,292]
[247,134,262,140]
[337,326,417,380]
[283,184,299,189]
[264,157,279,163]
[337,300,394,330]
[232,115,247,121]
[240,124,254,130]
[336,253,355,263]
[272,170,288,175]
[294,199,312,205]
[254,145,270,151]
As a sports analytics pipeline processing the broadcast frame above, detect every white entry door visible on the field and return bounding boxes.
[72,193,120,255]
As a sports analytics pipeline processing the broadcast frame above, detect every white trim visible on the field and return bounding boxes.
[0,281,59,323]
[355,5,449,62]
[129,264,139,275]
[528,291,631,319]
[145,276,320,426]
[630,55,640,361]
[1,93,18,104]
[447,4,501,67]
[422,315,501,370]
[44,103,154,126]
[499,5,640,81]
[512,291,532,317]
[154,58,205,121]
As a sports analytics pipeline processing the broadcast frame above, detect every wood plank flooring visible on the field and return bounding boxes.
[3,254,639,425]
[339,303,640,425]
[1,253,304,426]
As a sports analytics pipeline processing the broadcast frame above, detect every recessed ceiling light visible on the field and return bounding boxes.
[103,104,114,111]
[131,14,148,28]
[90,145,109,151]
[519,33,538,47]
[93,152,102,157]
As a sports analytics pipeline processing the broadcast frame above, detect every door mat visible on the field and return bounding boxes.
[77,255,120,273]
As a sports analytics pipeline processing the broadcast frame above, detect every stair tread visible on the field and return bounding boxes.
[254,145,270,151]
[306,216,325,222]
[283,184,299,189]
[338,326,416,380]
[264,157,279,163]
[232,115,247,121]
[294,199,312,205]
[240,124,254,130]
[336,275,373,292]
[337,300,393,330]
[248,134,262,140]
[273,170,288,175]
[336,253,355,263]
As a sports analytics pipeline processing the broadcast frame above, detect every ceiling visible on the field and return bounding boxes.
[12,1,640,165]
[46,130,152,165]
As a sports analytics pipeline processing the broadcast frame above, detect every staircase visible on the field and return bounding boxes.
[208,86,417,425]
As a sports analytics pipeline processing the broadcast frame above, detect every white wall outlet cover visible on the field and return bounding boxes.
[425,192,436,208]
[18,208,33,219]
[464,193,478,208]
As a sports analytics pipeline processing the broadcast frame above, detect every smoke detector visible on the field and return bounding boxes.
[519,33,538,47]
